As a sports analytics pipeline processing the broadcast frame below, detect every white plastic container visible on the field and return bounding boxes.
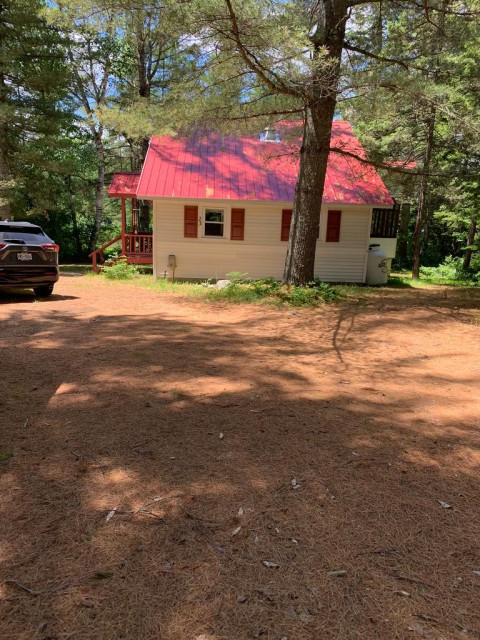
[366,244,388,286]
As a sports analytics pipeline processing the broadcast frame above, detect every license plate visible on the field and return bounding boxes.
[17,252,32,261]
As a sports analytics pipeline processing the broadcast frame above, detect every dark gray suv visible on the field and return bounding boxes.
[0,221,59,297]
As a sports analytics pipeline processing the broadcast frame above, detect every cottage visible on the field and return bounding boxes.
[94,121,399,283]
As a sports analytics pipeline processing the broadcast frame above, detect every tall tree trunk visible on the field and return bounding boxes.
[283,106,337,285]
[65,175,82,258]
[134,20,153,230]
[397,202,411,265]
[283,1,348,285]
[412,107,435,279]
[140,136,150,164]
[133,20,151,170]
[0,65,10,221]
[463,214,477,271]
[0,125,9,221]
[89,129,105,253]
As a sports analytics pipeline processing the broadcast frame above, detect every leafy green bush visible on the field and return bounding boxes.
[103,244,122,261]
[101,257,140,280]
[207,275,340,306]
[420,255,479,284]
[277,280,341,305]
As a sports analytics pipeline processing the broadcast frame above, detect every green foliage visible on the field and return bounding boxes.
[207,277,340,306]
[420,256,480,285]
[344,1,480,273]
[0,0,71,217]
[102,243,122,261]
[101,257,140,280]
[107,271,341,306]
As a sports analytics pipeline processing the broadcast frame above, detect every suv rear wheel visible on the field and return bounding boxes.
[34,285,54,297]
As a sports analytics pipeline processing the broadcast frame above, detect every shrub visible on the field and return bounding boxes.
[207,275,340,306]
[274,280,341,305]
[103,244,122,261]
[101,257,140,280]
[420,256,479,284]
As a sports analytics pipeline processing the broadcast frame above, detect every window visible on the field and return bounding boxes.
[0,225,46,241]
[204,209,224,237]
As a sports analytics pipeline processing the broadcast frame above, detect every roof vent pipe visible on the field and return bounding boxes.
[260,127,280,142]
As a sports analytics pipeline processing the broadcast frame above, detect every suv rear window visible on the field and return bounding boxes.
[0,225,46,241]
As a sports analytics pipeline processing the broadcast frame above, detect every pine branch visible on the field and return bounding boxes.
[226,108,304,121]
[344,42,410,70]
[223,0,301,99]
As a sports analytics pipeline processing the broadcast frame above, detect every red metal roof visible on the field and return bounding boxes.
[108,173,140,197]
[136,121,394,206]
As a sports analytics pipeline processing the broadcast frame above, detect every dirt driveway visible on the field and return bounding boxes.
[1,276,480,640]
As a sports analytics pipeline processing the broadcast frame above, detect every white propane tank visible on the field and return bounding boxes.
[366,244,389,286]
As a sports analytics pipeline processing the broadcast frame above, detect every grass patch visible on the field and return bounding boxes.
[206,276,341,306]
[390,272,477,287]
[138,275,206,298]
[151,275,339,306]
[59,264,92,274]
[98,269,340,306]
[95,264,477,307]
[337,274,473,298]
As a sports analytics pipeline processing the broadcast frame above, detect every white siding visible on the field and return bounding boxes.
[153,200,372,283]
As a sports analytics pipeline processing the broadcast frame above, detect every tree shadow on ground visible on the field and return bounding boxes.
[0,296,479,640]
[0,290,79,304]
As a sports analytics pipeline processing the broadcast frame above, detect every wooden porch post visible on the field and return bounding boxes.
[131,198,137,233]
[121,197,127,255]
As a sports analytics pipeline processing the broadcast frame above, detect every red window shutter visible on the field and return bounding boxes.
[184,205,198,238]
[326,210,342,242]
[231,208,245,240]
[281,209,292,241]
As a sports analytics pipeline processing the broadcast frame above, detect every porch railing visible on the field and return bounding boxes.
[89,233,153,272]
[125,233,153,255]
[89,235,122,273]
[371,204,401,238]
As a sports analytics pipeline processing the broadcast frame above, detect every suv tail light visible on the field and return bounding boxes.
[0,243,6,249]
[41,244,59,251]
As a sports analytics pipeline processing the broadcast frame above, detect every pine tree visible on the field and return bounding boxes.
[48,0,118,252]
[0,0,68,220]
[100,1,196,170]
[344,1,480,276]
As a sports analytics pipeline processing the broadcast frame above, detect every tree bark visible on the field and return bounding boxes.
[283,1,348,285]
[397,202,411,266]
[463,214,477,271]
[65,175,82,258]
[0,64,10,221]
[89,129,105,253]
[412,107,435,279]
[283,106,337,284]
